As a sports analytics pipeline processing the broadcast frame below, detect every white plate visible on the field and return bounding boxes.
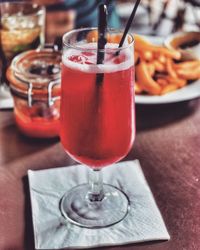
[135,79,200,104]
[135,35,200,104]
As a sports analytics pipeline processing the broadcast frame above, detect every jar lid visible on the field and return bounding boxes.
[7,48,61,100]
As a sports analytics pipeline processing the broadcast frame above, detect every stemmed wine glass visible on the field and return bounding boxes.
[60,27,135,228]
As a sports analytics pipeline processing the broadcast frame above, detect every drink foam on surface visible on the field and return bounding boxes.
[62,43,134,73]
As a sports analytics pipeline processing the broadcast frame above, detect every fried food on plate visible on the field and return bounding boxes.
[134,35,200,95]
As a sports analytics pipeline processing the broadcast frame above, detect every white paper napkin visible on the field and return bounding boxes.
[28,160,170,249]
[0,86,13,109]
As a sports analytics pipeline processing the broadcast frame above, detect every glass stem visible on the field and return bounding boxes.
[87,168,104,202]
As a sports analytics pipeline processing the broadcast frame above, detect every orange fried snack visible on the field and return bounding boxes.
[86,30,124,44]
[86,30,98,42]
[134,82,143,94]
[136,60,161,95]
[134,34,181,60]
[134,35,200,95]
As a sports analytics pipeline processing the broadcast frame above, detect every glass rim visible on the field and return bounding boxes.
[10,49,61,81]
[0,2,45,17]
[62,27,134,52]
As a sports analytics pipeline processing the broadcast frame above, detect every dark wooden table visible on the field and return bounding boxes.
[0,99,200,250]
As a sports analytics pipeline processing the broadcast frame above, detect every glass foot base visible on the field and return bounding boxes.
[60,184,130,228]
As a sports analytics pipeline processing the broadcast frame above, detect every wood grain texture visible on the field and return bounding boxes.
[0,99,200,250]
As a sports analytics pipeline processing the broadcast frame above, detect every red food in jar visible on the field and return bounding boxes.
[7,49,61,138]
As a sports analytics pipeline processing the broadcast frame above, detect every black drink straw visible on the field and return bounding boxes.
[96,4,107,85]
[117,0,141,54]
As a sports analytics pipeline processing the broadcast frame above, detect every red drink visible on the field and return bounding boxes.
[60,43,135,168]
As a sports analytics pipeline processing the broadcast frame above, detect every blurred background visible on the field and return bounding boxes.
[118,0,200,36]
[1,0,199,42]
[31,0,200,42]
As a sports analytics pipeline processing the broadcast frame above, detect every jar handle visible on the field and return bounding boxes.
[28,82,33,107]
[48,79,60,107]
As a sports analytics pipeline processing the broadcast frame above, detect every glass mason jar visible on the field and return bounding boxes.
[7,48,61,138]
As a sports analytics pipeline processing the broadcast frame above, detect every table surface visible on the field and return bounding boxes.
[0,99,200,250]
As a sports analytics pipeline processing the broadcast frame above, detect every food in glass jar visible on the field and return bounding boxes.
[6,48,61,138]
[14,97,60,138]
